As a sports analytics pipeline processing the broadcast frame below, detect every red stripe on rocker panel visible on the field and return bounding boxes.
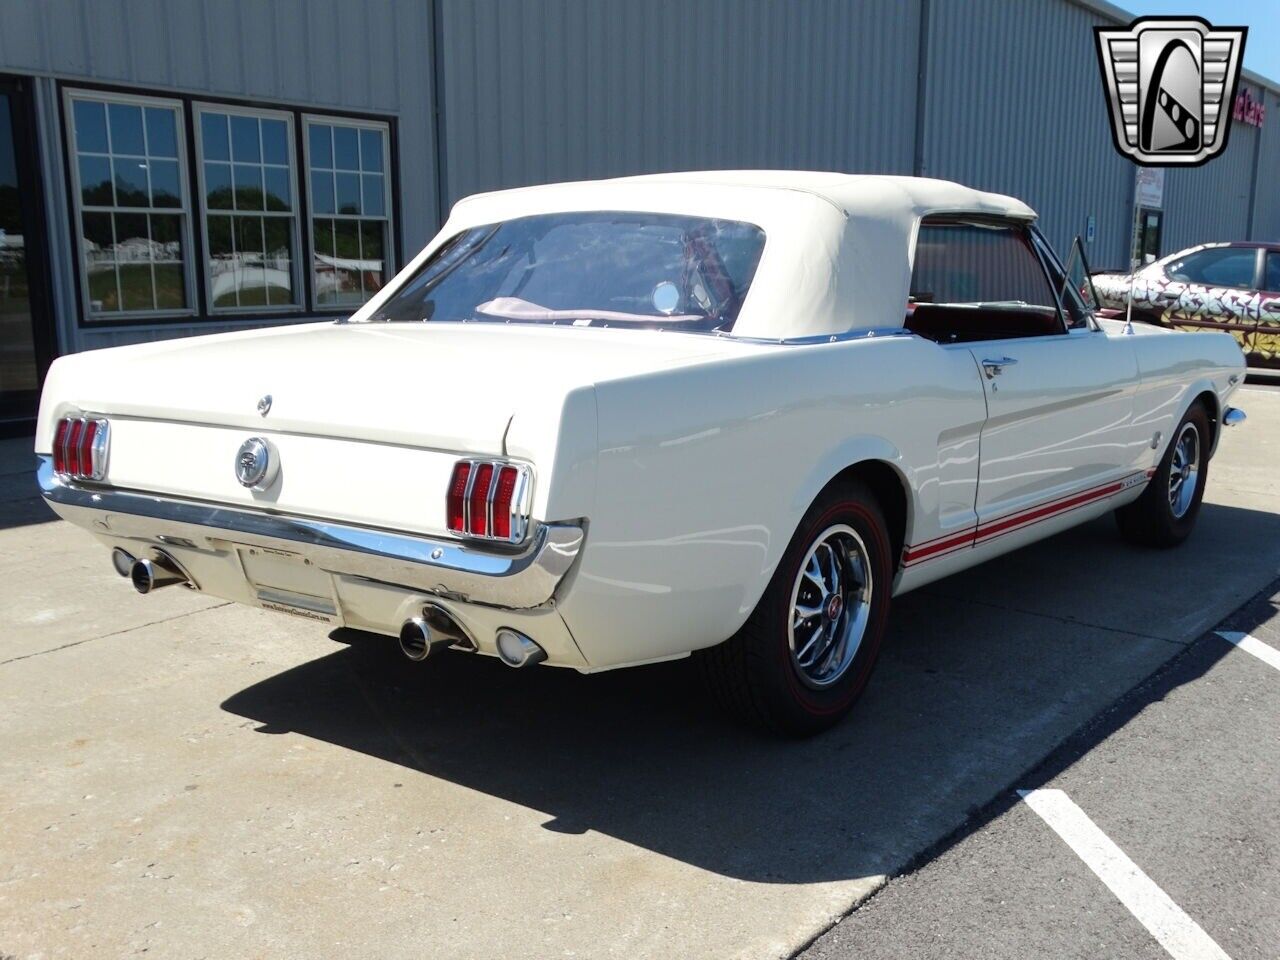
[902,528,977,564]
[902,472,1148,565]
[975,482,1124,543]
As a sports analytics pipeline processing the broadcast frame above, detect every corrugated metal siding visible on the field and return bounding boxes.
[1251,88,1280,242]
[1162,100,1259,253]
[7,0,1280,356]
[921,0,1135,270]
[436,0,922,208]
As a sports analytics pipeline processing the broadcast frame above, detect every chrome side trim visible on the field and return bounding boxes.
[717,326,915,346]
[1223,407,1246,426]
[37,456,583,610]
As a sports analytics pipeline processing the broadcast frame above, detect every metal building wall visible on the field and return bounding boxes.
[1160,80,1261,254]
[1250,87,1280,243]
[0,0,439,352]
[919,0,1135,269]
[435,0,922,209]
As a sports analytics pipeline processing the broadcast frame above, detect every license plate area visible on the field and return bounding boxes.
[236,546,342,625]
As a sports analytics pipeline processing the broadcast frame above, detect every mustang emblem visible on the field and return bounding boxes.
[235,437,276,489]
[257,394,272,417]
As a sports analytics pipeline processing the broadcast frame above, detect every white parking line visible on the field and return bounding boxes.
[1216,631,1280,672]
[1018,789,1231,960]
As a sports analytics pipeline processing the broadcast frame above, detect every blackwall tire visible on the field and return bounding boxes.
[696,480,893,737]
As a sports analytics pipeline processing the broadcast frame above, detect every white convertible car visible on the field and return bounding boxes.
[38,172,1246,734]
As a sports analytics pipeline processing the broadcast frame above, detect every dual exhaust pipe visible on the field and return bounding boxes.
[112,548,546,668]
[112,548,192,594]
[399,606,546,668]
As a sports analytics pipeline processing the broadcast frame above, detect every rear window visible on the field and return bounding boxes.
[369,211,766,333]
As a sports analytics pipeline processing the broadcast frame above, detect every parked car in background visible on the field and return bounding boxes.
[36,172,1247,735]
[1092,241,1280,367]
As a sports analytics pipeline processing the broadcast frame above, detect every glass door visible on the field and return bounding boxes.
[1130,207,1163,269]
[0,76,54,426]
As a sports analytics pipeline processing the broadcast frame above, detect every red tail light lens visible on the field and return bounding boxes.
[446,459,530,543]
[446,461,472,533]
[52,418,69,474]
[490,465,520,540]
[65,419,85,477]
[467,463,495,537]
[51,416,110,481]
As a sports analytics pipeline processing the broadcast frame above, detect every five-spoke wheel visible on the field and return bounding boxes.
[788,525,873,689]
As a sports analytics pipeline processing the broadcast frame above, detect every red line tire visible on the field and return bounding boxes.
[695,479,893,736]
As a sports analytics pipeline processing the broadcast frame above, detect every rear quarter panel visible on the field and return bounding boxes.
[1107,319,1246,461]
[555,335,988,668]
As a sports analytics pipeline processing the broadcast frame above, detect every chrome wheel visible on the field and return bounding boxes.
[787,523,873,689]
[1168,422,1200,519]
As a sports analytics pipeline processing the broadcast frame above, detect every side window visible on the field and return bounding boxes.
[1165,247,1257,288]
[906,220,1065,343]
[1264,252,1280,293]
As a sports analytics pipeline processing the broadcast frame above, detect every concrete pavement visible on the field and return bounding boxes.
[800,580,1280,959]
[1,388,1277,959]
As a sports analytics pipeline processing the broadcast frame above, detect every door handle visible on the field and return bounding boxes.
[1261,298,1280,314]
[981,356,1018,378]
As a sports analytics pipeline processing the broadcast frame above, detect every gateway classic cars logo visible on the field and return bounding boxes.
[1095,16,1247,166]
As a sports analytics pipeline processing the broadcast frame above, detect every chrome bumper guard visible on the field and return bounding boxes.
[37,456,583,610]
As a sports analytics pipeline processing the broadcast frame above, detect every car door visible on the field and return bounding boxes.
[1253,249,1280,367]
[1157,245,1262,357]
[907,217,1139,552]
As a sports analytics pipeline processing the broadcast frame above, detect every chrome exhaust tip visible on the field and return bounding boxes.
[398,618,435,661]
[129,552,189,594]
[111,547,135,578]
[398,604,476,661]
[495,628,547,668]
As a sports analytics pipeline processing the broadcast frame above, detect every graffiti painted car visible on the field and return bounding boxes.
[1092,242,1280,366]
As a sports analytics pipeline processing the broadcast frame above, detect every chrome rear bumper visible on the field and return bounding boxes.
[37,456,583,610]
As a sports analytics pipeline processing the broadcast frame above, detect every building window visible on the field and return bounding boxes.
[304,116,393,307]
[195,104,301,311]
[65,91,194,318]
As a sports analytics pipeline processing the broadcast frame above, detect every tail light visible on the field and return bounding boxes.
[446,459,531,543]
[52,415,110,481]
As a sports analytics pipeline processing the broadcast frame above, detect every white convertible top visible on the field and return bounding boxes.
[355,171,1038,341]
[615,170,1036,223]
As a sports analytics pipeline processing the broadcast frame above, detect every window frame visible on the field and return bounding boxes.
[908,215,1069,343]
[301,113,396,311]
[192,101,304,315]
[62,87,199,322]
[58,80,401,329]
[1027,227,1098,333]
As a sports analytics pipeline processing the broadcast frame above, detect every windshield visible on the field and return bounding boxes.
[367,211,767,332]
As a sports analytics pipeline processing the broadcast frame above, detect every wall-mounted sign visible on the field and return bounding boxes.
[1086,215,1096,243]
[1135,167,1165,209]
[1234,88,1266,127]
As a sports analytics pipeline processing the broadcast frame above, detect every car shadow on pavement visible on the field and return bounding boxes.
[0,438,56,530]
[221,503,1280,885]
